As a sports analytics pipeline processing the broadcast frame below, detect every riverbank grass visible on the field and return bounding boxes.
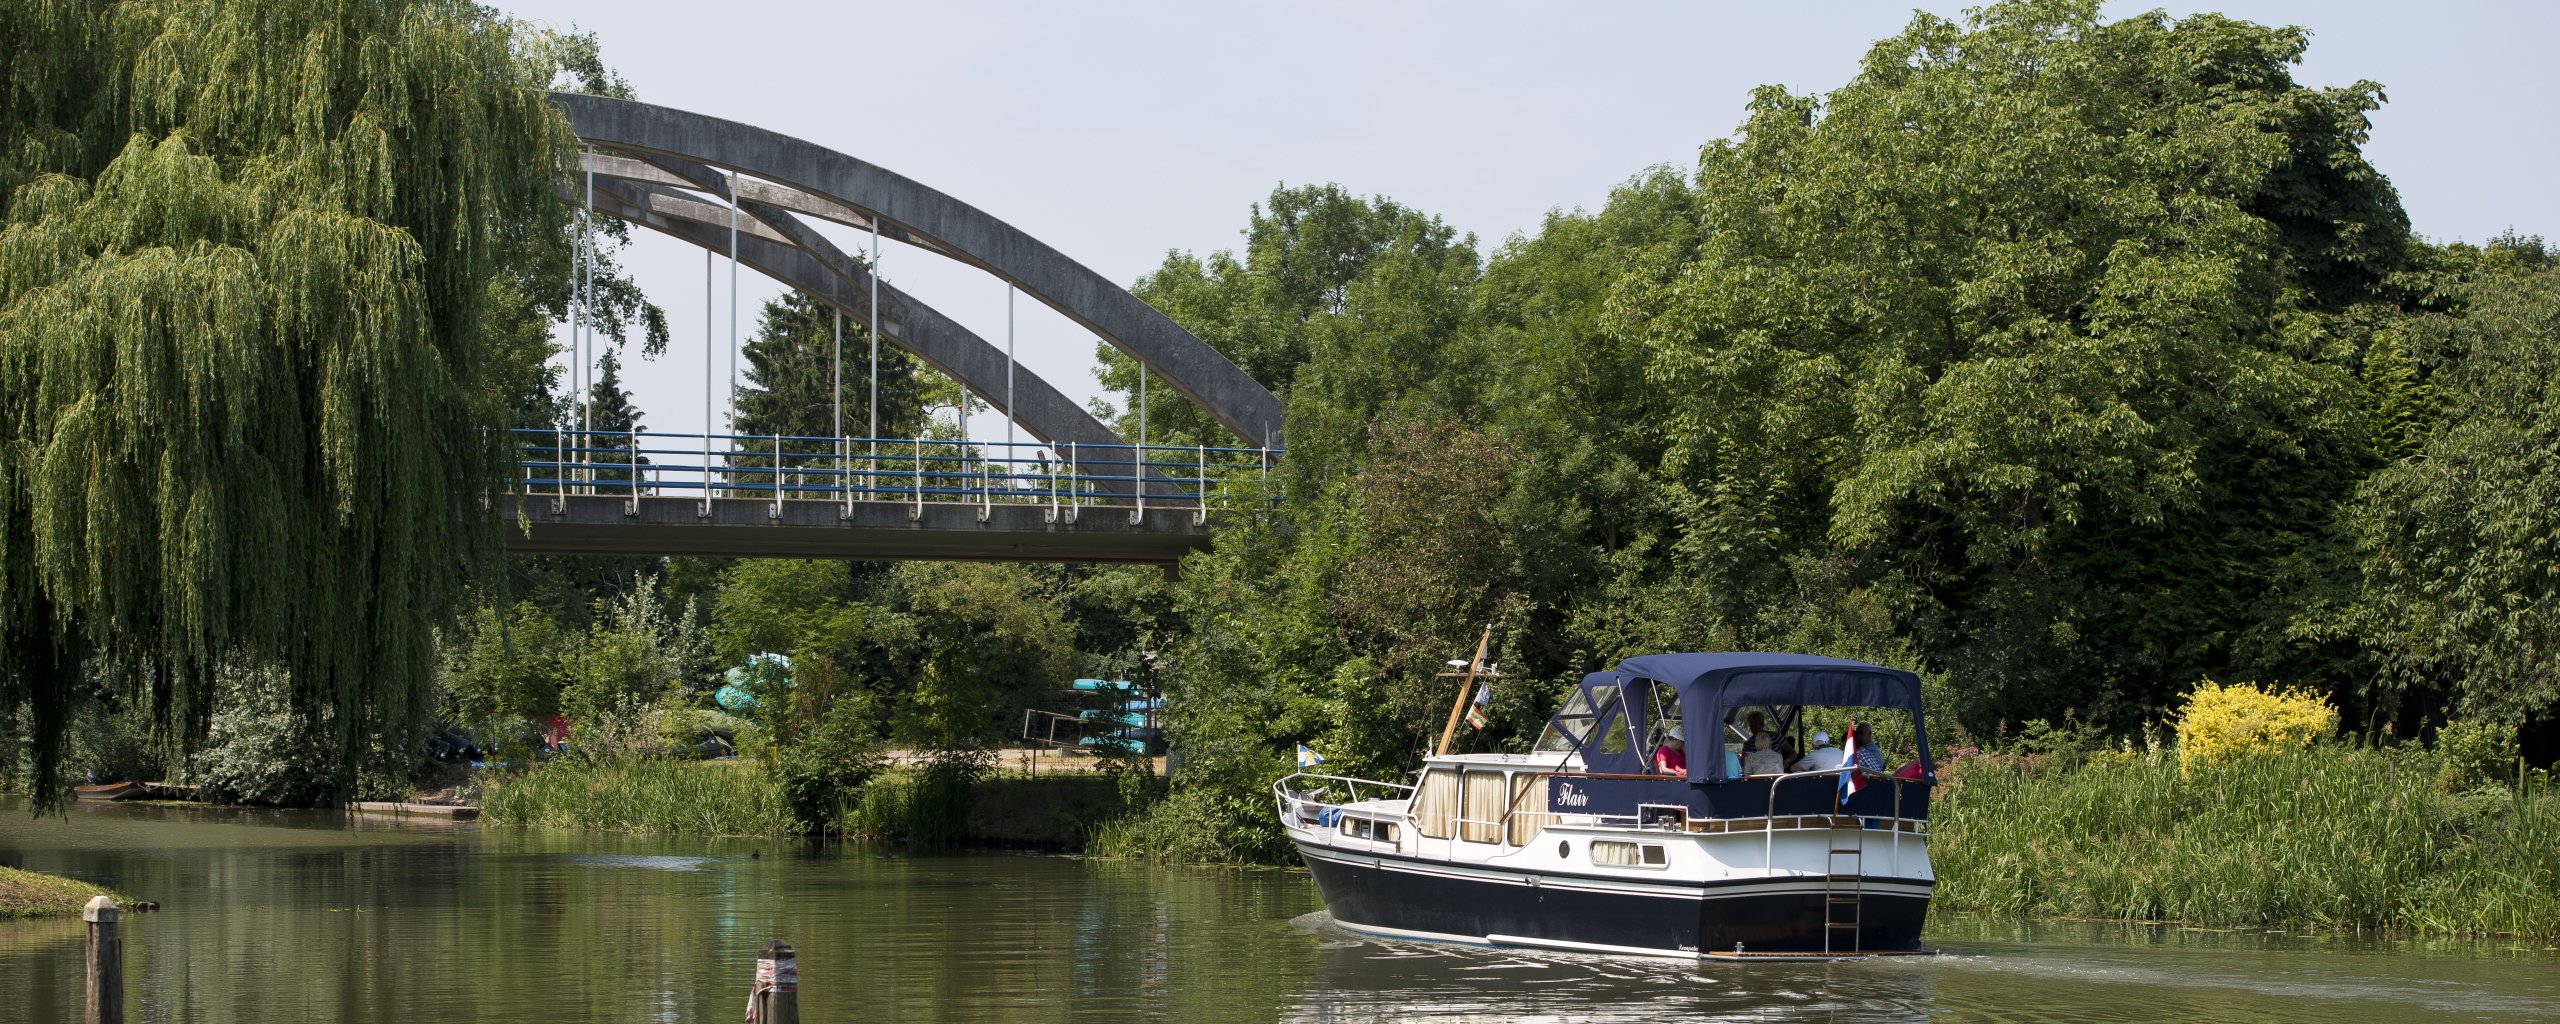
[1931,744,2559,939]
[480,756,1133,845]
[479,759,795,836]
[0,866,124,921]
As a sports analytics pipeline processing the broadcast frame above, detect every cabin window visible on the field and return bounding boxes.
[1412,768,1460,840]
[1597,706,1630,756]
[1460,770,1508,844]
[1506,772,1556,846]
[1535,683,1620,752]
[1591,840,1669,868]
[1339,817,1397,843]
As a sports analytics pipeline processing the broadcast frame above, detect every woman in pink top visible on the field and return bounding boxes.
[1652,735,1687,776]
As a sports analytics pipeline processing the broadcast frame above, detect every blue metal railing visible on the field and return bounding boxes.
[508,427,1280,519]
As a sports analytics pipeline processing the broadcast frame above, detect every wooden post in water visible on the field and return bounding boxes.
[84,895,120,1024]
[746,939,798,1024]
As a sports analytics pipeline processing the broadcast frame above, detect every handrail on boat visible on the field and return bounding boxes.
[1276,766,1926,857]
[1272,771,1416,832]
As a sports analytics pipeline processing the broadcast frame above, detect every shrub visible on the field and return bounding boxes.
[189,665,342,805]
[2433,716,2520,793]
[2173,680,2337,772]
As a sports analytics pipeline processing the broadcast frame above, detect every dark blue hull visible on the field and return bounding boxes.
[1298,844,1929,956]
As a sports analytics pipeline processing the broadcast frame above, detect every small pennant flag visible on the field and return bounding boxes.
[1296,743,1325,769]
[1463,683,1493,729]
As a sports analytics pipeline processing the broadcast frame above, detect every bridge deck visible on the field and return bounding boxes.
[500,494,1214,564]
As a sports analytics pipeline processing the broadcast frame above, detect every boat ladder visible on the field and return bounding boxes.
[1823,830,1865,954]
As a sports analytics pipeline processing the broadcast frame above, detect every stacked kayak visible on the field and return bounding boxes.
[1068,679,1162,754]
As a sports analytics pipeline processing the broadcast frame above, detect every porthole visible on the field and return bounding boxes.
[1557,839,1571,858]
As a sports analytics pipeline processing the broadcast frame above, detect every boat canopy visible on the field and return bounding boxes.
[1546,652,1931,785]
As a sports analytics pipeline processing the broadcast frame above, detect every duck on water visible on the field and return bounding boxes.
[1275,651,1938,961]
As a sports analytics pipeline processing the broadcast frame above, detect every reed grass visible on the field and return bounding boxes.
[1932,744,2560,939]
[478,759,796,836]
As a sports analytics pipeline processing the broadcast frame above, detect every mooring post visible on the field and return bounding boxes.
[746,939,798,1024]
[84,895,120,1024]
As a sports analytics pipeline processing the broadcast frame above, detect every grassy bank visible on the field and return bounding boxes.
[478,757,1134,846]
[0,866,124,921]
[478,759,795,836]
[1931,745,2560,939]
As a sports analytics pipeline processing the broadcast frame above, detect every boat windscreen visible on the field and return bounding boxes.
[1534,683,1618,752]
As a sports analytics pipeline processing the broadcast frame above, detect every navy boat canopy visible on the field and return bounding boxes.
[1608,652,1931,785]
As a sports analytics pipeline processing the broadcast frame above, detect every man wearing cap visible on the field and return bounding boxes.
[1795,730,1846,773]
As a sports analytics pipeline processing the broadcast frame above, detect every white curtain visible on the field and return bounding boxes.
[1591,840,1642,866]
[1507,773,1555,846]
[1461,771,1506,843]
[1413,769,1460,840]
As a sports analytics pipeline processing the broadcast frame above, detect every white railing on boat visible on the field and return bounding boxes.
[1276,766,1927,855]
[1273,772,1417,830]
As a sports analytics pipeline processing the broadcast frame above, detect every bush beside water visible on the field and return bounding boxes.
[479,756,1131,846]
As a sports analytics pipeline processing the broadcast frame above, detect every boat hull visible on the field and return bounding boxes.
[1298,842,1929,957]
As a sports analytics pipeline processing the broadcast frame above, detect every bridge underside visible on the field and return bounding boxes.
[501,495,1212,564]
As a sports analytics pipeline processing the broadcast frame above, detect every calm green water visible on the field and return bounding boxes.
[4,798,2556,1023]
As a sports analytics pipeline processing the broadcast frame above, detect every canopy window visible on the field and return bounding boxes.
[1644,682,1683,756]
[1534,682,1619,752]
[1607,653,1932,786]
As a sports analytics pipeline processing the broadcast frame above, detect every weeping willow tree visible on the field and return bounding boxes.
[0,0,587,806]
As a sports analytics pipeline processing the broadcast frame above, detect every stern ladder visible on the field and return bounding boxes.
[1823,828,1865,954]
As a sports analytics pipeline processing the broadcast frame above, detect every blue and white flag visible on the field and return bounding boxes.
[1296,743,1326,769]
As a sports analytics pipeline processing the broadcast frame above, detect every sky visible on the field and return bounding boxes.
[505,1,2560,444]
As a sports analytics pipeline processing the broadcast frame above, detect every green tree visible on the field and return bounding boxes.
[0,0,592,804]
[1627,0,2410,731]
[559,576,705,729]
[894,563,1073,752]
[2347,251,2560,732]
[438,601,569,747]
[1101,184,1478,456]
[736,290,926,440]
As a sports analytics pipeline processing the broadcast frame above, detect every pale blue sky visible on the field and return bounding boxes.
[509,1,2559,442]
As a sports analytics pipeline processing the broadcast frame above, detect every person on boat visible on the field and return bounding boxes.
[1743,740,1784,776]
[1894,745,1926,781]
[1743,710,1776,752]
[1850,722,1886,775]
[1652,734,1687,776]
[1722,742,1743,780]
[1741,712,1787,775]
[1796,730,1845,772]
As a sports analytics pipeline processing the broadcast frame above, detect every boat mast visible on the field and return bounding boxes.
[1433,626,1496,756]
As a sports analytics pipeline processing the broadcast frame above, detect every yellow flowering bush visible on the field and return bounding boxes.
[2173,680,2337,773]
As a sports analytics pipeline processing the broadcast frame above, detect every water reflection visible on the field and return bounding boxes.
[3,799,2556,1024]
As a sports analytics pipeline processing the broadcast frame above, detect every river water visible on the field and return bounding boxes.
[4,798,2555,1023]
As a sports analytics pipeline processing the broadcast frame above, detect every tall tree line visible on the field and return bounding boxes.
[1119,0,2560,856]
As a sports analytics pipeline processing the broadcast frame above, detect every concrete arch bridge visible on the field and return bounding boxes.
[508,94,1283,565]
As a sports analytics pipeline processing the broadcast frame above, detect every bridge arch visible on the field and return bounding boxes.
[552,93,1285,453]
